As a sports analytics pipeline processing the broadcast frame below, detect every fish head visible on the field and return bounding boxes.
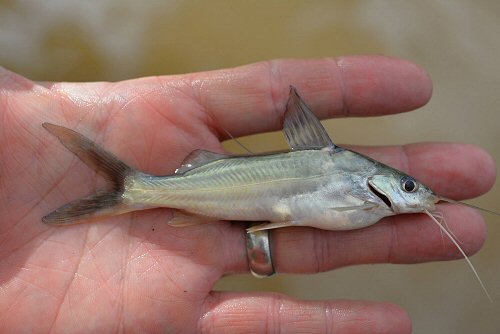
[367,171,438,214]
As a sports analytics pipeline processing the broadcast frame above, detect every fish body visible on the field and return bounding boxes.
[42,87,438,231]
[127,149,386,230]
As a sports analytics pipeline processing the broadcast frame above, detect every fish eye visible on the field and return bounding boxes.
[401,176,418,192]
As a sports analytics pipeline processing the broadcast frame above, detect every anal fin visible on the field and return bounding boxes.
[168,211,213,227]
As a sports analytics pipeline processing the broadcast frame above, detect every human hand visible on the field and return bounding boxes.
[0,56,495,333]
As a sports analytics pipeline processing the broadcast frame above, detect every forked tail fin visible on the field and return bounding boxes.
[42,123,134,225]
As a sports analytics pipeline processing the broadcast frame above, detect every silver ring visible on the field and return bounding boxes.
[246,224,275,278]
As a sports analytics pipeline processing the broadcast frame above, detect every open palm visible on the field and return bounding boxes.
[0,57,495,333]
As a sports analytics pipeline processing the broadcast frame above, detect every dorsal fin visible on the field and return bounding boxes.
[175,149,229,174]
[283,86,338,151]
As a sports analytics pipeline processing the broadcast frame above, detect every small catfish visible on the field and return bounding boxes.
[43,87,497,299]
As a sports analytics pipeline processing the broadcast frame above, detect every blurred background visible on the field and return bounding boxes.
[1,1,499,332]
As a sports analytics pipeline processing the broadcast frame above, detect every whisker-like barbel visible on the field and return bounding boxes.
[425,209,492,302]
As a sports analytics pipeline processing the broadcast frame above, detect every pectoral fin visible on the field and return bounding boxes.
[330,202,378,212]
[246,221,297,233]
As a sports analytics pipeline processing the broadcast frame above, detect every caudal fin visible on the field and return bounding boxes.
[42,123,134,225]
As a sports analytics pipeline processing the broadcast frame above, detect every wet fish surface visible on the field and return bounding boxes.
[42,86,440,232]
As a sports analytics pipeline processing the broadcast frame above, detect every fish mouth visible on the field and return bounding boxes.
[367,181,393,210]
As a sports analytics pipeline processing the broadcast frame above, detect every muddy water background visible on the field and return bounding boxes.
[1,1,499,333]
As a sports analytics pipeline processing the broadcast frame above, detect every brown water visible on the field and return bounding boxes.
[1,1,499,333]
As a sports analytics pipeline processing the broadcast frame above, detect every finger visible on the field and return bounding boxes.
[221,203,485,275]
[351,142,496,200]
[270,204,486,274]
[1,57,430,142]
[200,292,411,334]
[186,56,432,137]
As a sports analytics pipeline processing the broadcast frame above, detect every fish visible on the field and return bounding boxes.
[42,86,497,298]
[41,87,441,229]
